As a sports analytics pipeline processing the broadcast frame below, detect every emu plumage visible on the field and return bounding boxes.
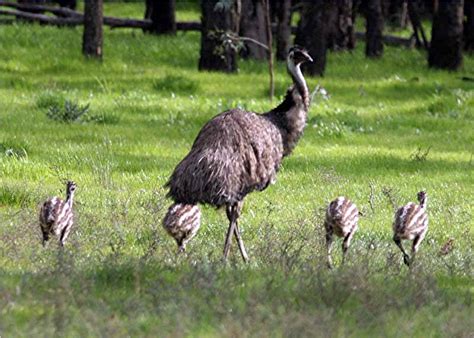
[165,46,312,261]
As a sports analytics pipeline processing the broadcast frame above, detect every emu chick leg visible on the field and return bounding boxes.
[393,235,410,266]
[325,224,334,269]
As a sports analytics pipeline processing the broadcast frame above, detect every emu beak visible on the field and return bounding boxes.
[303,51,313,63]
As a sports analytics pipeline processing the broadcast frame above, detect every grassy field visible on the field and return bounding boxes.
[0,3,473,336]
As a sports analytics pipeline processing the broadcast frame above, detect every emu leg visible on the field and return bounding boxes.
[234,222,249,263]
[411,230,427,265]
[42,230,49,247]
[223,204,237,260]
[393,235,410,266]
[342,230,355,264]
[325,224,334,269]
[177,238,186,253]
[231,201,248,262]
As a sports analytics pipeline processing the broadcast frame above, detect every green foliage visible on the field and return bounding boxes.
[46,99,91,123]
[0,6,473,335]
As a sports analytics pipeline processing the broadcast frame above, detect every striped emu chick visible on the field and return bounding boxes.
[393,191,428,266]
[324,197,359,268]
[39,181,77,247]
[163,203,201,252]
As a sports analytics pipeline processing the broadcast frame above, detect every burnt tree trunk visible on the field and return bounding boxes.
[408,0,429,49]
[82,0,103,59]
[275,0,292,60]
[240,0,267,60]
[364,0,384,57]
[295,1,331,76]
[465,0,473,52]
[428,0,464,70]
[143,0,176,34]
[387,0,408,27]
[335,0,355,50]
[199,0,240,73]
[325,1,339,51]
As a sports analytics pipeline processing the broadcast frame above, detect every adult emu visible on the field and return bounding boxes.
[165,46,313,262]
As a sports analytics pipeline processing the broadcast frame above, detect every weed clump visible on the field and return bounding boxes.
[42,99,119,124]
[46,100,90,123]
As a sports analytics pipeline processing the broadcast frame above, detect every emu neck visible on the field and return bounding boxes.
[66,190,75,206]
[265,61,309,157]
[419,196,427,209]
[287,61,309,109]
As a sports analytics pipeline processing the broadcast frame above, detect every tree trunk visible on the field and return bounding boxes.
[335,0,355,50]
[325,1,339,51]
[428,0,464,70]
[275,0,292,60]
[199,0,240,73]
[82,0,103,59]
[240,0,267,60]
[387,0,408,27]
[295,1,331,76]
[364,0,384,57]
[407,0,428,49]
[465,0,474,52]
[143,0,176,34]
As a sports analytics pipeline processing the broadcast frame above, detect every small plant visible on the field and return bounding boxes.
[46,100,90,123]
[410,146,432,162]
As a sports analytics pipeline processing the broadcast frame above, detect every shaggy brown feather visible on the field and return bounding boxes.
[167,84,307,207]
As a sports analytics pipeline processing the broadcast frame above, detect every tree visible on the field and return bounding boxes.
[407,0,428,49]
[325,0,356,52]
[428,0,464,70]
[143,0,176,35]
[275,0,292,61]
[465,0,473,52]
[240,0,267,60]
[295,1,331,76]
[364,0,384,57]
[199,0,240,73]
[386,0,408,28]
[82,0,103,59]
[333,0,356,50]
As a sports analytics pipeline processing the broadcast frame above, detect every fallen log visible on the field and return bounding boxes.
[0,9,81,25]
[355,32,415,48]
[0,1,81,17]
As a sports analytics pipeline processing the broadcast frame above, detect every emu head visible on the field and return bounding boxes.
[288,46,313,67]
[66,181,77,196]
[417,190,427,206]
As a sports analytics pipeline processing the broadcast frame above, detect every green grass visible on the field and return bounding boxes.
[0,10,473,337]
